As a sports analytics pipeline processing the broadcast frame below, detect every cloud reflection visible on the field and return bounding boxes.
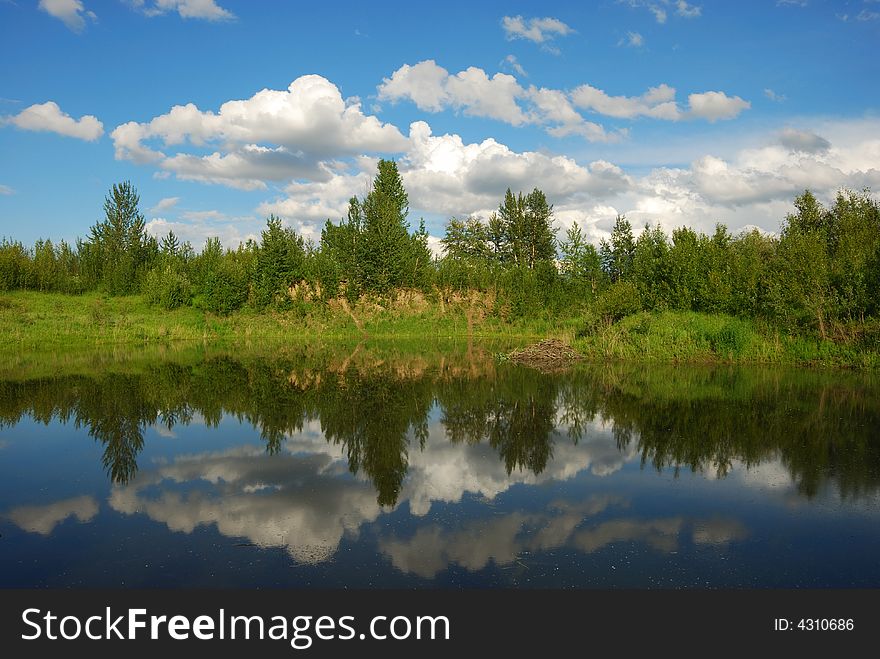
[7,495,99,535]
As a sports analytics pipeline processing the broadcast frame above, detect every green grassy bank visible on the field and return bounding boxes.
[2,291,878,368]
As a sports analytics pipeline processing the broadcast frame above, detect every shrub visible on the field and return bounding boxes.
[142,265,191,310]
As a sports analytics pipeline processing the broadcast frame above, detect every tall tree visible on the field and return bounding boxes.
[600,214,635,283]
[497,188,557,269]
[359,159,413,293]
[86,181,148,294]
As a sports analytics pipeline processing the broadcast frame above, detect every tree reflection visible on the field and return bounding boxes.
[1,350,879,501]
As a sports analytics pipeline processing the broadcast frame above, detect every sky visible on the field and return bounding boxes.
[1,0,878,253]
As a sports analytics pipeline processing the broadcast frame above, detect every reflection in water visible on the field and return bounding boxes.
[1,347,879,587]
[7,495,99,535]
[1,352,878,499]
[108,444,382,564]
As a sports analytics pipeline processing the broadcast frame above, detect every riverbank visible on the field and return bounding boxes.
[1,291,878,369]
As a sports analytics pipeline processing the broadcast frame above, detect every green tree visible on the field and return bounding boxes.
[600,214,635,283]
[85,181,149,294]
[498,188,557,269]
[559,223,602,296]
[358,159,414,294]
[441,216,490,261]
[253,215,306,308]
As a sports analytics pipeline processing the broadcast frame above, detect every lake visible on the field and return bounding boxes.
[1,344,878,588]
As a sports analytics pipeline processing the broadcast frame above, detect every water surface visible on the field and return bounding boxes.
[1,345,878,587]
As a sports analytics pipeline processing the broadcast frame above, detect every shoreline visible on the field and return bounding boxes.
[2,290,878,370]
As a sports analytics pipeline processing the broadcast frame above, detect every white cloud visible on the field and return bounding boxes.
[130,0,235,21]
[857,9,880,21]
[572,83,681,120]
[528,86,622,142]
[598,117,880,241]
[378,60,529,125]
[764,88,786,103]
[650,6,668,22]
[501,54,527,77]
[38,0,96,33]
[179,209,225,220]
[6,495,99,535]
[501,15,574,48]
[3,101,104,140]
[150,196,180,213]
[111,75,408,186]
[146,216,261,249]
[686,91,750,121]
[675,0,702,18]
[379,61,643,141]
[402,121,632,219]
[620,31,644,47]
[779,127,830,153]
[777,1,808,6]
[0,184,14,195]
[622,1,702,22]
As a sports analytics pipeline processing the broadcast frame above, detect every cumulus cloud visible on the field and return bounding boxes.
[6,495,99,535]
[379,61,717,140]
[146,215,262,249]
[0,184,14,195]
[501,15,574,49]
[3,101,104,140]
[779,127,831,153]
[594,117,880,242]
[687,91,751,121]
[572,83,748,122]
[38,0,96,32]
[572,83,680,120]
[150,196,180,213]
[111,75,408,185]
[129,0,235,21]
[401,121,632,219]
[378,60,529,125]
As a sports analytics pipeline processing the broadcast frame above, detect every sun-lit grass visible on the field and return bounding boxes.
[2,292,878,369]
[572,310,880,368]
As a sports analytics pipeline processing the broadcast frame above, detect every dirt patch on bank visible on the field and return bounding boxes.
[507,339,583,371]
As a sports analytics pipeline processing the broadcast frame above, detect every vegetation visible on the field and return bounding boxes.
[1,159,879,366]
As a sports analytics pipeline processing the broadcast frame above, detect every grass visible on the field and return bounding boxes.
[572,310,880,368]
[0,290,547,354]
[2,291,878,369]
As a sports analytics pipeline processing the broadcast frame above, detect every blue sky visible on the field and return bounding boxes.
[1,0,878,251]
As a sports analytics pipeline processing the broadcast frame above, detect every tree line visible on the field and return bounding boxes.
[1,159,879,338]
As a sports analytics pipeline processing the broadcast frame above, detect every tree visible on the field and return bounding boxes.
[253,216,306,308]
[359,159,414,293]
[497,188,557,269]
[523,188,557,268]
[487,212,508,263]
[441,216,490,261]
[86,181,149,294]
[160,230,180,258]
[600,214,635,283]
[559,223,602,295]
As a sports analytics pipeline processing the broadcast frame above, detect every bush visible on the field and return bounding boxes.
[198,260,248,314]
[142,265,191,310]
[592,280,642,322]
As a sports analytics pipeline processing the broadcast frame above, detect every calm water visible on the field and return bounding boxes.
[1,346,878,588]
